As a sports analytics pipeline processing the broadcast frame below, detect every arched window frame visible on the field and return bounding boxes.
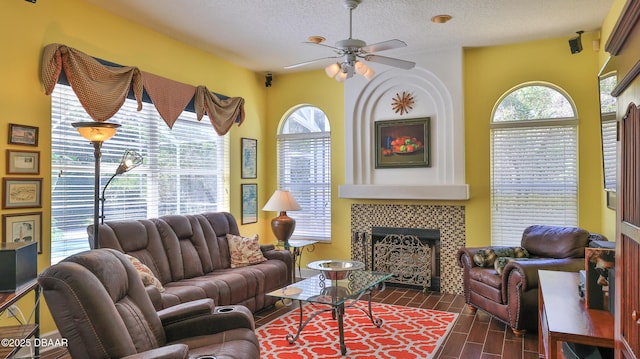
[490,82,578,246]
[276,105,332,241]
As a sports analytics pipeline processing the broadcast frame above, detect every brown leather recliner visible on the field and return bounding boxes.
[38,248,260,359]
[456,225,606,336]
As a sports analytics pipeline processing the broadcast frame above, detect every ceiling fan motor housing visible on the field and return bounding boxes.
[343,0,362,10]
[335,38,366,50]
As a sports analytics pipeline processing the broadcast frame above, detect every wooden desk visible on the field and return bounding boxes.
[538,270,614,359]
[0,279,40,359]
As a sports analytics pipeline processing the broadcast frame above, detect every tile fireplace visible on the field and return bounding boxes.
[350,204,464,295]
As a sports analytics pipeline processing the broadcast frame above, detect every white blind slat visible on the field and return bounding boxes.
[51,85,229,263]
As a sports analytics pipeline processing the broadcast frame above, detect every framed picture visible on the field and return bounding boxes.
[6,150,40,175]
[585,247,615,312]
[374,117,431,168]
[241,137,257,179]
[2,212,42,254]
[8,124,39,147]
[241,183,258,224]
[2,178,42,209]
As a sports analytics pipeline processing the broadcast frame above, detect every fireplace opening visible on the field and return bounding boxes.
[371,226,440,292]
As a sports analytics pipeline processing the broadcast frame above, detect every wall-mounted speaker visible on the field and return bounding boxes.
[265,72,273,87]
[569,30,584,54]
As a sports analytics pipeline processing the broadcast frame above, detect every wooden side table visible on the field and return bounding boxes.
[0,279,40,359]
[538,270,614,359]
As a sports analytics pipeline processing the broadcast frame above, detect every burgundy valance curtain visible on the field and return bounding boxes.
[41,43,245,135]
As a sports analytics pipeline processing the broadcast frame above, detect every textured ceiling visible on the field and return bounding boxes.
[84,0,614,74]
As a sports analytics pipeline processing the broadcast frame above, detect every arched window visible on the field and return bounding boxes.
[491,83,578,245]
[277,106,331,241]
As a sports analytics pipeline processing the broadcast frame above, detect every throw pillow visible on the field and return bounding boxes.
[494,257,536,275]
[473,249,498,267]
[227,234,267,268]
[473,246,530,267]
[124,254,165,292]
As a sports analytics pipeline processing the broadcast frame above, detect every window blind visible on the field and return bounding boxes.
[277,132,331,241]
[51,85,229,263]
[490,124,578,246]
[602,116,617,191]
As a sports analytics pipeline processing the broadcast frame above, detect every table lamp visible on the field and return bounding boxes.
[263,190,301,247]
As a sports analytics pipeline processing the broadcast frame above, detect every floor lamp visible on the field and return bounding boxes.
[100,149,143,224]
[263,189,301,247]
[72,121,120,249]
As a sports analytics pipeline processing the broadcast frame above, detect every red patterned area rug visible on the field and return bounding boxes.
[257,302,458,359]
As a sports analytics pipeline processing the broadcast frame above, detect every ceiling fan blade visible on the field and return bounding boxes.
[284,56,338,69]
[304,41,341,52]
[360,39,407,54]
[364,54,415,70]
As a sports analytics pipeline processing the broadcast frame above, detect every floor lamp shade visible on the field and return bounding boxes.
[72,121,120,142]
[263,190,301,246]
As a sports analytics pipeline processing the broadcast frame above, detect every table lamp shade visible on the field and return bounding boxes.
[263,190,301,245]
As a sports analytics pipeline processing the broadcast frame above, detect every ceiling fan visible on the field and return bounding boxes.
[284,0,416,81]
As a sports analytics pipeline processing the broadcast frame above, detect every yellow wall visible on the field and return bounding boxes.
[0,0,620,337]
[263,70,348,260]
[268,33,613,260]
[1,0,268,333]
[464,32,610,246]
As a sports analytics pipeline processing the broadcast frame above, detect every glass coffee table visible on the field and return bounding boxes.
[267,268,392,356]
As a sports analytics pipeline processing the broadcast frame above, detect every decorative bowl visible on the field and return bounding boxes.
[307,260,365,280]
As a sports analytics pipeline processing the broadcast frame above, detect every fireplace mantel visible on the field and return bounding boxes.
[342,48,469,200]
[338,184,469,200]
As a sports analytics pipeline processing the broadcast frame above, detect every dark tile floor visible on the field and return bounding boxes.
[43,286,542,359]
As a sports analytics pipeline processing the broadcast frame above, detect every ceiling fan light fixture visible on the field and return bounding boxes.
[363,67,375,80]
[335,71,348,82]
[354,60,368,75]
[325,63,341,78]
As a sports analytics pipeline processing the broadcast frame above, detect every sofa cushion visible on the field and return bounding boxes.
[227,234,267,268]
[96,220,174,285]
[473,247,529,267]
[125,254,165,292]
[521,225,590,259]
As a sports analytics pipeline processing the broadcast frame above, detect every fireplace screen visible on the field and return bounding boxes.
[370,227,440,292]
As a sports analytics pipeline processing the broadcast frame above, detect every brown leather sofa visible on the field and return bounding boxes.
[92,211,292,312]
[456,225,606,335]
[39,248,260,359]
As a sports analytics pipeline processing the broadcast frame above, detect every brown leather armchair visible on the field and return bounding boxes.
[456,225,606,336]
[38,248,260,359]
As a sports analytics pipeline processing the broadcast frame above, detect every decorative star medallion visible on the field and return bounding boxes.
[391,91,415,115]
